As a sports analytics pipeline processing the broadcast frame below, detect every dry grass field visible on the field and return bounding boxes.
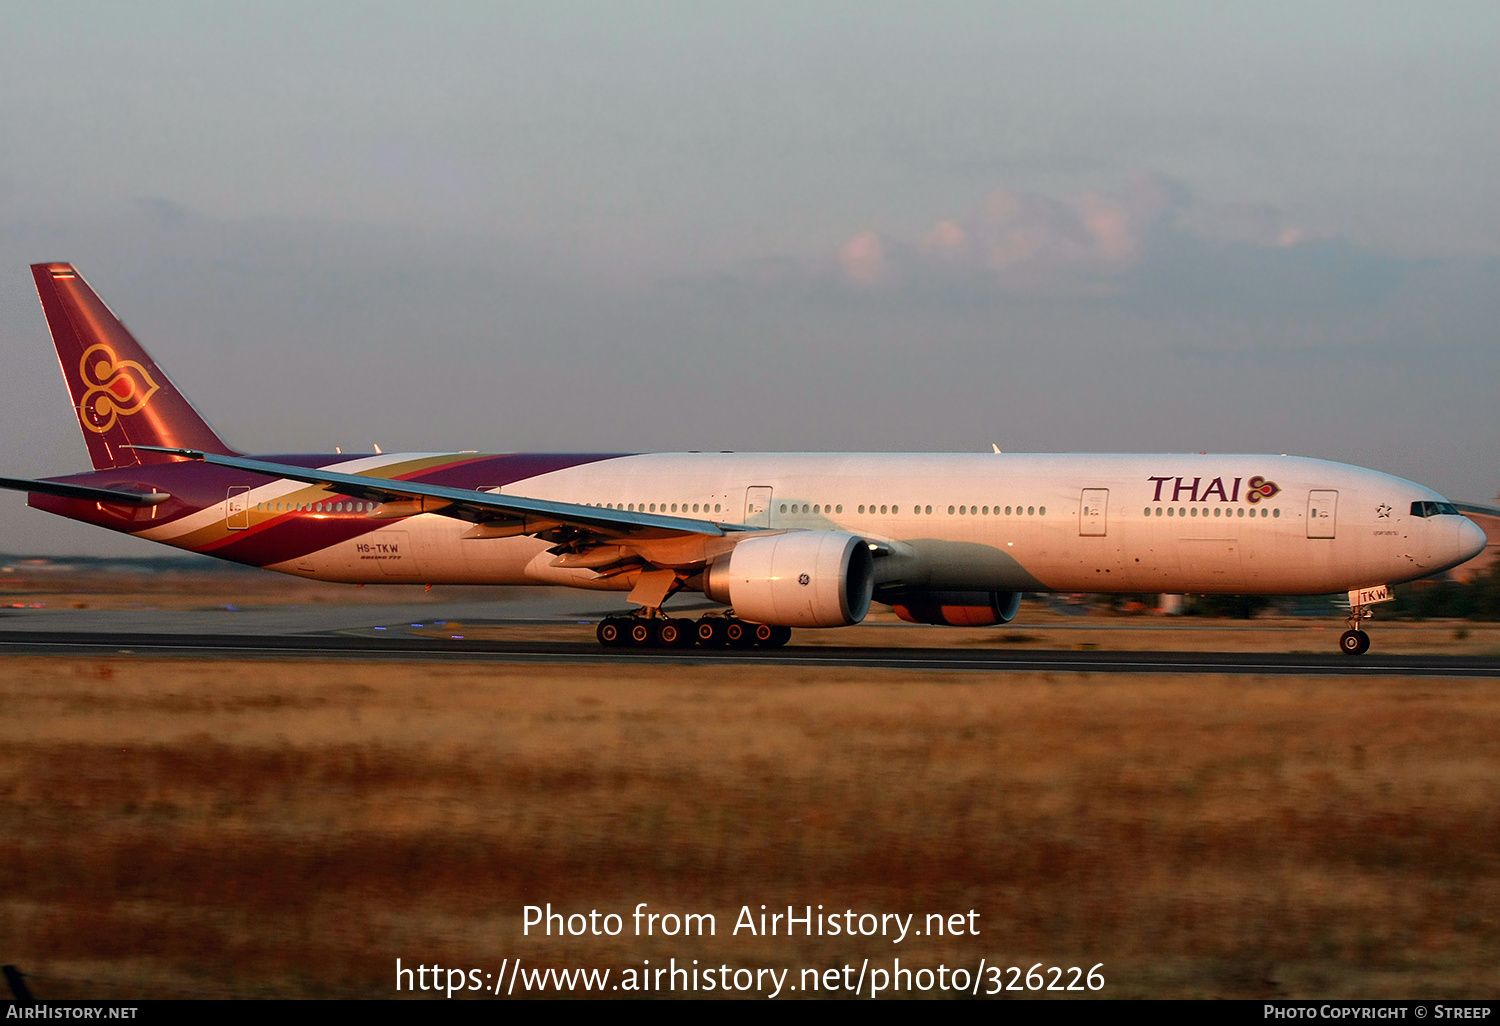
[2,651,1498,999]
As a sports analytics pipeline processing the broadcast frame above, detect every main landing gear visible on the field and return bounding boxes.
[1339,603,1374,656]
[595,614,792,650]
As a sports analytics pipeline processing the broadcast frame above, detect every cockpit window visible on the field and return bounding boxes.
[1410,500,1460,518]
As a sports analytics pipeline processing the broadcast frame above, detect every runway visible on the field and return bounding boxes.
[2,592,1495,675]
[1,627,1496,676]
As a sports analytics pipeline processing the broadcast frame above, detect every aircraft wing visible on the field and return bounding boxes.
[128,446,753,541]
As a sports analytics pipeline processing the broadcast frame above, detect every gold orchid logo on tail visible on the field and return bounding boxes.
[78,343,160,433]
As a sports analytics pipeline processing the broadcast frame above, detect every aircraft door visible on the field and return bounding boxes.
[1080,488,1108,536]
[1307,490,1337,538]
[226,486,251,530]
[745,486,773,528]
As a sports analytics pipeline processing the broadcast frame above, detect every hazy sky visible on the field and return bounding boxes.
[1,2,1496,554]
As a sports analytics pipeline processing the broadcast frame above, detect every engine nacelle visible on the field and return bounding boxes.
[892,591,1023,627]
[701,531,874,627]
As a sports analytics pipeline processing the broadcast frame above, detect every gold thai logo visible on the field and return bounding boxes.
[78,344,160,433]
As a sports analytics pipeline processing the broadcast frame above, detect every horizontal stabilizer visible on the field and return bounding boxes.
[0,475,170,506]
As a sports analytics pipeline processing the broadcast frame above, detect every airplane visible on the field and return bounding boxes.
[0,263,1486,654]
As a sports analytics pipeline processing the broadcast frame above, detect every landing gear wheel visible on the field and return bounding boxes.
[766,625,792,648]
[751,622,776,646]
[1339,629,1371,656]
[628,619,660,647]
[658,619,694,648]
[696,618,727,647]
[724,619,756,648]
[597,618,626,647]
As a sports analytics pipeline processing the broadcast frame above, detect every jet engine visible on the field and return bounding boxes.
[700,531,874,627]
[892,590,1023,627]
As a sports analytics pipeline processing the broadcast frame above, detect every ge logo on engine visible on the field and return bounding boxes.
[798,573,810,586]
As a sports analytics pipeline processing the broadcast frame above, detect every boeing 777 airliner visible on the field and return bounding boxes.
[1,264,1485,653]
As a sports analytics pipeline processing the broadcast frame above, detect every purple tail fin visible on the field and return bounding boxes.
[32,263,236,470]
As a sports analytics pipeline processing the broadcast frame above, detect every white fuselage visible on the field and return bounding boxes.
[250,452,1479,597]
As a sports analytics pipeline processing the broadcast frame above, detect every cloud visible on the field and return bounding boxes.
[836,174,1185,291]
[838,230,890,284]
[829,173,1359,303]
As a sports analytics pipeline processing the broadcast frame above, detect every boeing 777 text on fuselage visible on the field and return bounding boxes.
[1,264,1484,653]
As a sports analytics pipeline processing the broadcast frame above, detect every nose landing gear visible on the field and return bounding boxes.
[1339,603,1373,655]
